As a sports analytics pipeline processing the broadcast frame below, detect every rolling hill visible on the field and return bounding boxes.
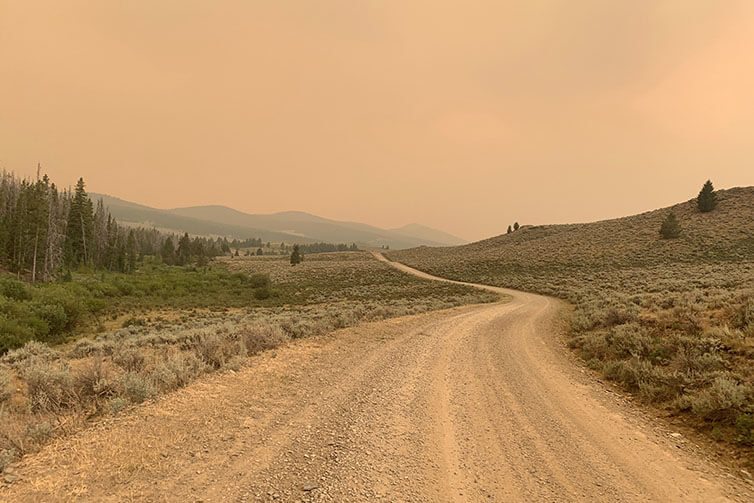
[92,194,466,249]
[387,186,754,278]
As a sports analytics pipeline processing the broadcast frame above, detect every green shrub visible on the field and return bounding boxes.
[121,317,146,328]
[253,285,272,300]
[736,414,754,446]
[733,297,754,330]
[112,345,147,372]
[2,340,60,367]
[26,422,54,444]
[193,331,246,369]
[225,355,246,371]
[0,276,32,301]
[109,397,127,414]
[605,323,652,359]
[0,448,16,472]
[0,369,12,404]
[75,357,115,399]
[0,315,35,353]
[35,286,87,331]
[248,273,271,289]
[31,302,68,335]
[149,352,206,392]
[678,377,751,422]
[118,372,154,404]
[241,324,288,355]
[22,359,77,412]
[672,347,724,373]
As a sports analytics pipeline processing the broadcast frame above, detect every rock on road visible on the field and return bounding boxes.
[2,255,750,502]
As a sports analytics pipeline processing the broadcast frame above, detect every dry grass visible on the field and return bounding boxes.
[388,186,754,461]
[0,251,495,470]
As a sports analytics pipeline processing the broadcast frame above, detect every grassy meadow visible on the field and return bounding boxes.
[388,187,754,460]
[0,251,496,470]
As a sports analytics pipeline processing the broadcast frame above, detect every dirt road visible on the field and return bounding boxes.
[2,256,750,502]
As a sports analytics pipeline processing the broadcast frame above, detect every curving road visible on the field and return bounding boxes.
[2,255,749,502]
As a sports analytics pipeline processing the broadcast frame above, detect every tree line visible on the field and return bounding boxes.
[0,171,249,280]
[1,171,363,281]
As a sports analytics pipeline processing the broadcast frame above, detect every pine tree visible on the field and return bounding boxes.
[126,230,137,272]
[64,178,95,267]
[507,225,512,234]
[28,177,50,282]
[93,198,108,268]
[161,237,176,265]
[105,215,118,270]
[42,181,65,281]
[290,244,302,265]
[177,233,192,265]
[697,180,717,213]
[659,212,681,239]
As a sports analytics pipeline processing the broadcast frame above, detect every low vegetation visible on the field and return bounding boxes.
[0,262,275,353]
[0,251,496,470]
[388,186,754,462]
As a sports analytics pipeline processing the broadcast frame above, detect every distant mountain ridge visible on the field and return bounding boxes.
[91,193,467,250]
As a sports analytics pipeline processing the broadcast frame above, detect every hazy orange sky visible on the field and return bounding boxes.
[2,1,754,241]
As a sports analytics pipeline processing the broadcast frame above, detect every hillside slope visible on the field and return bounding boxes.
[390,186,753,277]
[389,187,754,464]
[93,194,465,249]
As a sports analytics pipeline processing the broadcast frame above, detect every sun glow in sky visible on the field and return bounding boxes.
[2,1,754,240]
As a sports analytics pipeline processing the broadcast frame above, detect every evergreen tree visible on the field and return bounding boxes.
[196,246,208,267]
[93,198,108,268]
[659,212,681,239]
[697,180,718,213]
[64,178,95,267]
[290,244,302,265]
[507,225,512,234]
[513,222,519,231]
[161,237,176,265]
[42,181,66,281]
[177,233,192,265]
[126,230,137,272]
[105,215,118,270]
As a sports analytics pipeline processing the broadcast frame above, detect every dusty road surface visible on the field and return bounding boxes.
[2,255,751,502]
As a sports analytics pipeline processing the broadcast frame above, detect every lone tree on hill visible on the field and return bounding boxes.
[290,244,302,265]
[659,212,681,239]
[507,225,512,234]
[697,180,718,213]
[513,222,520,231]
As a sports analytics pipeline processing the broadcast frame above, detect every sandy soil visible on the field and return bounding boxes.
[1,255,751,502]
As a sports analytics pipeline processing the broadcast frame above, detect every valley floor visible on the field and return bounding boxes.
[1,261,751,502]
